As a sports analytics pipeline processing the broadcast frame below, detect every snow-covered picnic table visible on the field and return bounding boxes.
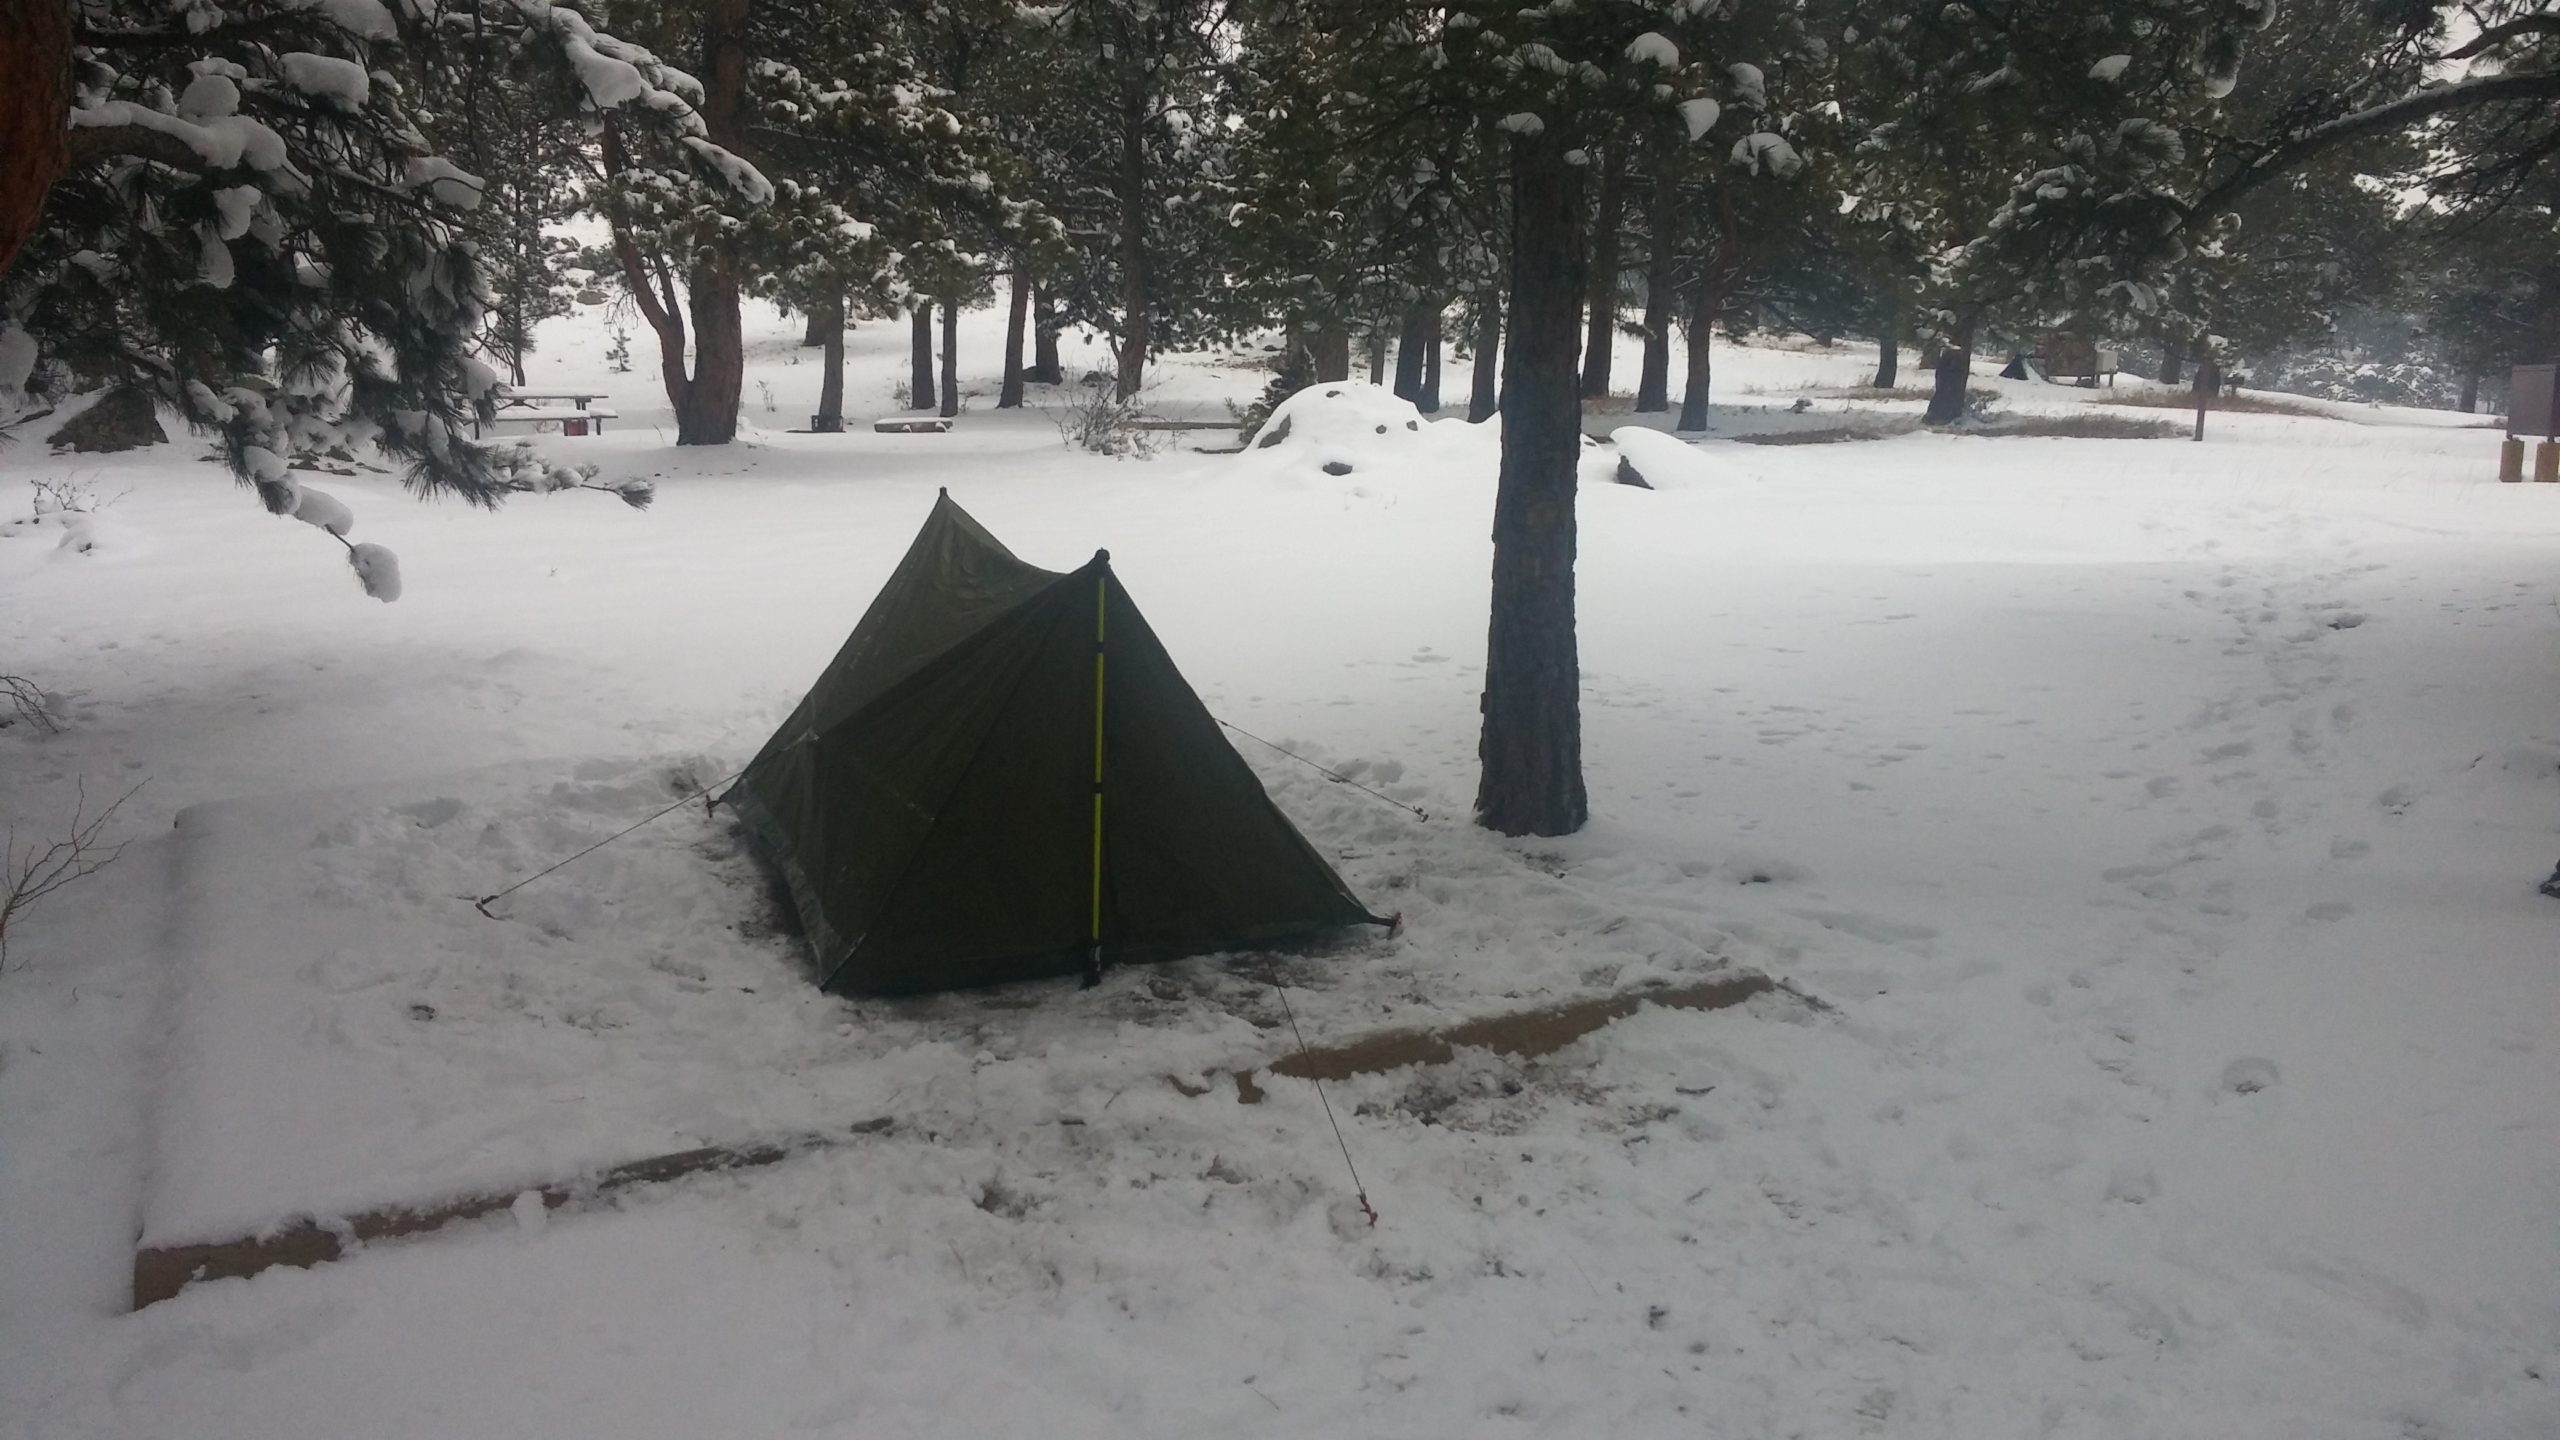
[474,390,617,437]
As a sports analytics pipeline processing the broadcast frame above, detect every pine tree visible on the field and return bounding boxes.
[1837,2,2273,422]
[1005,0,1232,399]
[1259,1,1818,836]
[3,0,732,596]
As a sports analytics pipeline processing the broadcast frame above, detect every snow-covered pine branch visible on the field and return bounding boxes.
[2,0,767,599]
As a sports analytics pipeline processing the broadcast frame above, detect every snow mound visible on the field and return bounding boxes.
[1238,382,1470,486]
[1608,426,1752,488]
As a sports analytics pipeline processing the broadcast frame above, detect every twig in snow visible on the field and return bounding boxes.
[2,776,144,968]
[1,674,58,734]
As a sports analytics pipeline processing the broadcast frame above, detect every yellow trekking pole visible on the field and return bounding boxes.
[1084,553,1108,988]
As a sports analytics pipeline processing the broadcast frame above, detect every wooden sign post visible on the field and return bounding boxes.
[2507,363,2560,482]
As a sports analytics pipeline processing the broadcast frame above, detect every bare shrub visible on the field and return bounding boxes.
[1045,380,1162,458]
[2098,390,2334,419]
[1,675,57,734]
[1971,414,2184,439]
[1732,425,1909,446]
[2,778,144,967]
[1801,384,2004,407]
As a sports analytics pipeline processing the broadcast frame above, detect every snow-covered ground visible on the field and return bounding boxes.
[4,302,2558,1438]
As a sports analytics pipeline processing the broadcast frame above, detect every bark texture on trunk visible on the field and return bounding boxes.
[1112,80,1151,400]
[1468,292,1500,422]
[1030,286,1063,384]
[673,261,743,444]
[1314,324,1351,383]
[815,294,845,429]
[599,0,749,447]
[1393,304,1430,402]
[1676,276,1716,431]
[669,0,749,446]
[1579,146,1627,400]
[1923,318,1976,425]
[1873,293,1900,389]
[999,267,1029,408]
[0,0,72,278]
[938,300,959,419]
[1367,328,1386,384]
[802,309,827,347]
[909,306,937,411]
[1477,132,1590,838]
[1419,309,1442,413]
[1635,161,1674,413]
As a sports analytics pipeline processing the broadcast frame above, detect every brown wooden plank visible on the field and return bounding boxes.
[132,1117,894,1310]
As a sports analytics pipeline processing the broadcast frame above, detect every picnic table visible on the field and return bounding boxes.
[475,390,617,438]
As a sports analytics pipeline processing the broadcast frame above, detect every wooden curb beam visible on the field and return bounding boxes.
[131,1117,894,1310]
[1169,971,1797,1104]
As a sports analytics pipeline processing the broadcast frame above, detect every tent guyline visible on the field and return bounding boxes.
[1276,981,1378,1227]
[468,766,746,918]
[1216,720,1430,823]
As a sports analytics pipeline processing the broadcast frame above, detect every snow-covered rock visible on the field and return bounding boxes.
[1608,426,1751,488]
[1240,382,1446,482]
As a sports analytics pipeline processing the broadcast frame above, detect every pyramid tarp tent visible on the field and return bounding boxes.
[726,491,1387,995]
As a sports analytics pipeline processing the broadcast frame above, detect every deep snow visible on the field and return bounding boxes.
[3,302,2557,1438]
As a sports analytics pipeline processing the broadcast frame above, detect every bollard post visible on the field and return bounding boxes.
[2538,441,2560,483]
[2501,438,2526,481]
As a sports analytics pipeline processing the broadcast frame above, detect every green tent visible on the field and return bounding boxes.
[725,491,1387,996]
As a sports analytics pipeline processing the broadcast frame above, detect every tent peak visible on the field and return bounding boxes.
[1094,548,1110,564]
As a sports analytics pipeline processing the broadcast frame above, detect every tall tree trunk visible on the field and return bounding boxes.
[1030,285,1063,384]
[999,266,1030,408]
[1477,132,1591,838]
[1635,160,1674,413]
[1393,304,1430,402]
[1676,276,1717,431]
[1469,290,1501,422]
[1923,314,1977,425]
[1873,290,1900,389]
[1580,146,1628,400]
[1367,327,1386,384]
[668,0,750,446]
[674,260,743,444]
[0,0,72,278]
[802,309,827,347]
[1314,323,1352,383]
[815,293,845,430]
[939,298,959,419]
[1420,308,1442,413]
[2459,366,2480,414]
[909,306,936,411]
[1112,80,1151,400]
[2160,336,2186,388]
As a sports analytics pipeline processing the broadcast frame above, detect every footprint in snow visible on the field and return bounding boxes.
[2220,1056,2280,1096]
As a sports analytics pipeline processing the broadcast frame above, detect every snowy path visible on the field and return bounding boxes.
[3,318,2557,1437]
